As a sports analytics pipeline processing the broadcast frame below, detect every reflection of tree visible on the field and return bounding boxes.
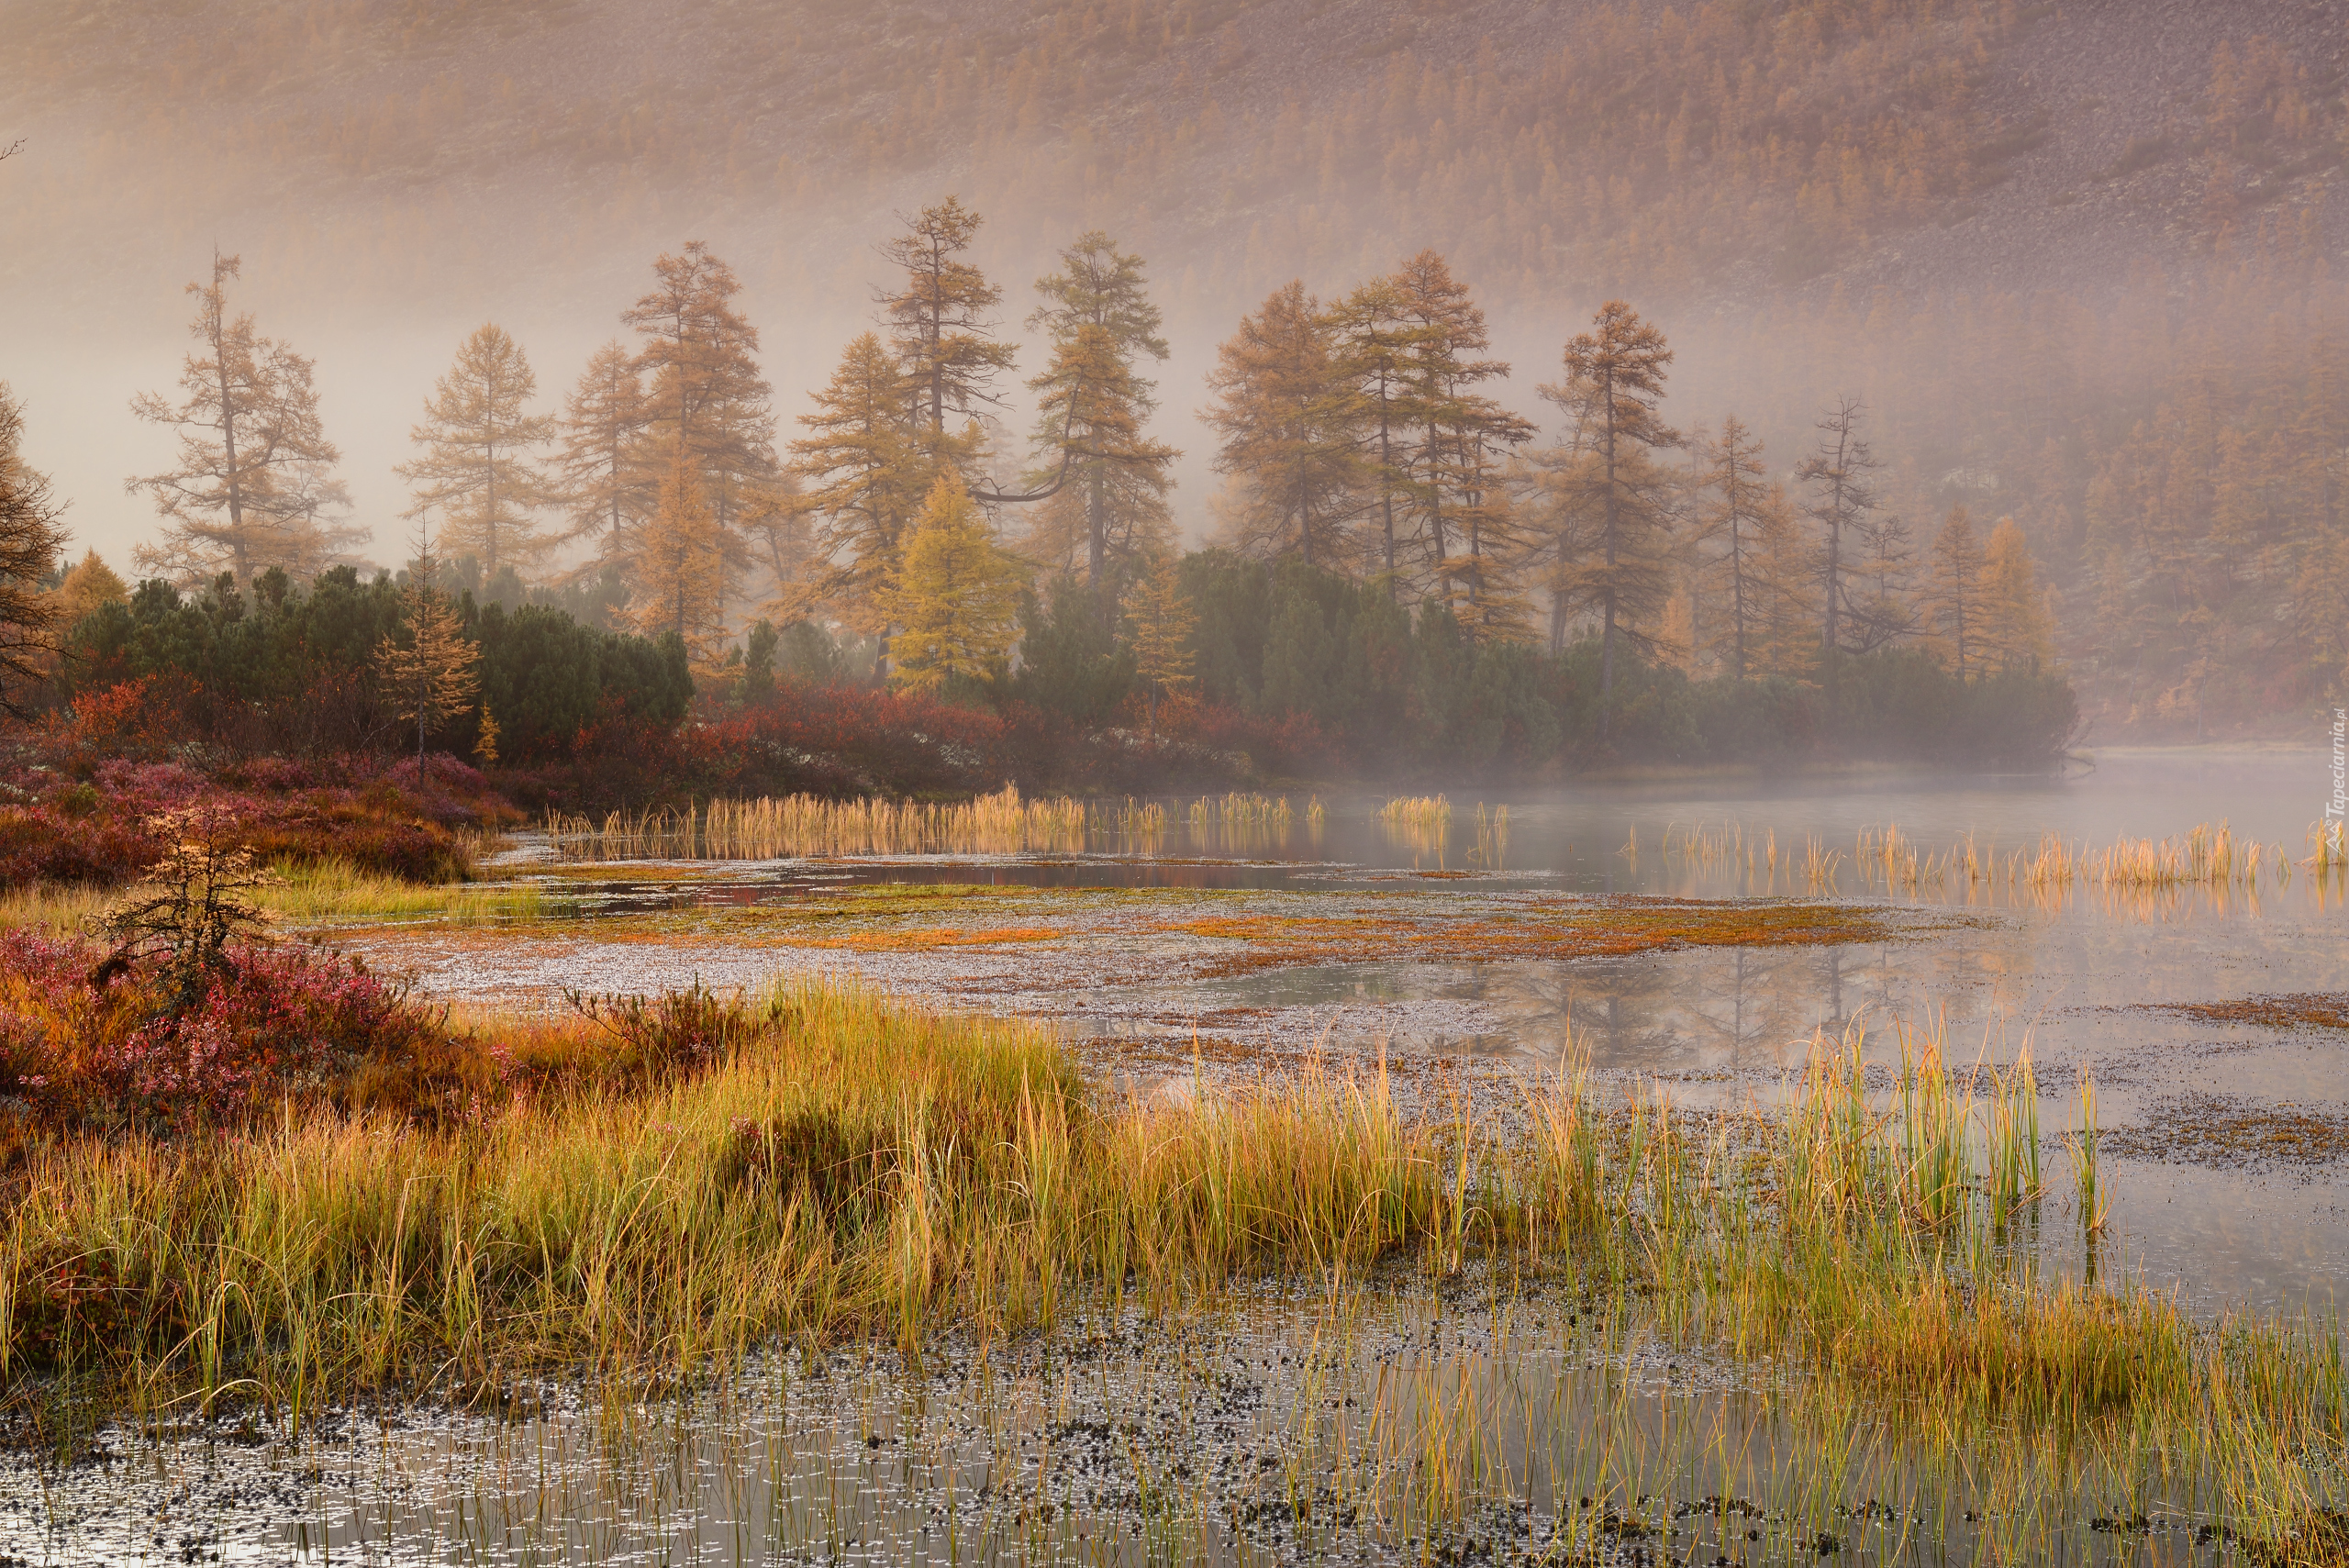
[1499,956,1689,1073]
[1685,947,1805,1073]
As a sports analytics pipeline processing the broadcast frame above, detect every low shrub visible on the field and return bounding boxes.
[0,932,441,1139]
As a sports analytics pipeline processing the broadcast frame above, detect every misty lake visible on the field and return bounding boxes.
[9,745,2345,1566]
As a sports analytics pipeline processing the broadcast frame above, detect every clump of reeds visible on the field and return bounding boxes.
[543,785,1115,862]
[2308,818,2347,876]
[1379,795,1452,832]
[6,993,2342,1552]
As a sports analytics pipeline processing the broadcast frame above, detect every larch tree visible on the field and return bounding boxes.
[1795,398,1881,689]
[1391,251,1533,639]
[879,197,1018,458]
[882,472,1024,692]
[1120,550,1197,736]
[1204,281,1362,568]
[1843,506,1920,652]
[374,530,482,761]
[395,324,556,579]
[1022,231,1177,590]
[789,331,933,661]
[54,550,130,633]
[1022,320,1176,591]
[622,242,776,536]
[1533,300,1681,706]
[1925,505,1987,677]
[634,435,733,676]
[555,341,652,568]
[0,384,69,717]
[1331,274,1424,595]
[1685,415,1783,678]
[1981,516,2055,671]
[128,252,355,584]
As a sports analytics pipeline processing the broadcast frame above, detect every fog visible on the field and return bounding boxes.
[7,0,2344,734]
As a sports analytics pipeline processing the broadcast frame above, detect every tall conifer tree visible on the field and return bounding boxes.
[0,384,68,717]
[555,341,652,572]
[1205,282,1363,568]
[1022,232,1177,589]
[1926,504,1987,677]
[1393,251,1532,630]
[1796,398,1881,690]
[396,324,556,578]
[128,252,354,584]
[1685,416,1787,678]
[1534,300,1680,704]
[623,242,776,536]
[634,435,732,676]
[789,331,933,657]
[879,197,1016,456]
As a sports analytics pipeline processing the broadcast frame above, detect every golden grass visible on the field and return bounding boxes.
[1,990,2341,1546]
[546,787,1188,861]
[0,858,546,934]
[1656,817,2343,905]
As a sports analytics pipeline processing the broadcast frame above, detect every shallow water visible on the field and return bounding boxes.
[388,748,2349,1309]
[11,749,2339,1563]
[1,1278,2253,1567]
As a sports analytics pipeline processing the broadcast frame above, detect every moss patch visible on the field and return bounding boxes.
[2147,993,2349,1033]
[2104,1094,2349,1173]
[1167,897,1909,977]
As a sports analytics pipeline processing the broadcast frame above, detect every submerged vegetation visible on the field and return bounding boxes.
[1,970,2343,1553]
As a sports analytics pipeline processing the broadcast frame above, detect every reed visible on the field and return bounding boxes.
[0,857,543,932]
[5,994,2339,1551]
[540,786,1178,862]
[1376,795,1452,832]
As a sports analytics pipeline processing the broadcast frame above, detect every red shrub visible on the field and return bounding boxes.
[0,934,443,1132]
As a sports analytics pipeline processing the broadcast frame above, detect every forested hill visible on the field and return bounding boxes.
[12,0,2342,313]
[7,0,2349,737]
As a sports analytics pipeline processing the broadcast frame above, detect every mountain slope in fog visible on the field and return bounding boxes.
[13,0,2342,312]
[8,0,2349,738]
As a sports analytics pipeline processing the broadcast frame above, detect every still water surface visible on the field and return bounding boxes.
[8,747,2343,1565]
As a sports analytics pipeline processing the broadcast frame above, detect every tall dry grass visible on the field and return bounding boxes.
[543,787,1184,862]
[4,988,2338,1514]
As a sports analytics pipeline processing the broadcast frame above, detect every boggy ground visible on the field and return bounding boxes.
[315,877,1938,1102]
[4,1269,2275,1567]
[6,979,2346,1563]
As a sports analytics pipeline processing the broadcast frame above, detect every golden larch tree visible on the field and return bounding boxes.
[1795,398,1883,684]
[1685,416,1789,679]
[1391,251,1533,637]
[396,324,557,579]
[0,384,69,717]
[1981,516,2055,671]
[789,331,934,657]
[634,436,733,677]
[375,532,482,760]
[1022,319,1176,591]
[880,197,1018,454]
[128,251,355,584]
[1926,505,1987,678]
[555,341,652,570]
[1120,551,1197,735]
[882,473,1024,692]
[1531,300,1680,702]
[1204,281,1363,569]
[1022,231,1177,590]
[622,242,777,536]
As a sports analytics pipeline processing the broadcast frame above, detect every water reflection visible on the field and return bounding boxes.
[6,1286,2254,1567]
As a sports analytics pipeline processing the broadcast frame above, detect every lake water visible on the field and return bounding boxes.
[8,745,2343,1564]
